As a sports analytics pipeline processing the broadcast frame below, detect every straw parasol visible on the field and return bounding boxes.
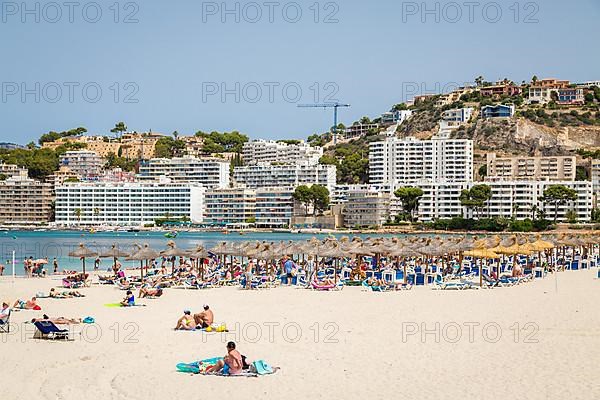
[187,245,210,278]
[464,248,499,287]
[127,244,160,279]
[161,240,190,275]
[99,244,130,271]
[68,243,98,275]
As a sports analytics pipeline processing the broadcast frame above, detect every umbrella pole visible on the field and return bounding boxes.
[82,258,86,275]
[479,257,483,287]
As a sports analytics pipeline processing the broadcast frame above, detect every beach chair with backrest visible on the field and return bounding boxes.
[0,309,11,333]
[34,321,71,340]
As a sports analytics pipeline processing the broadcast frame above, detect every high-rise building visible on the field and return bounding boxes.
[138,156,230,188]
[369,135,473,185]
[204,187,256,227]
[343,187,391,228]
[59,150,104,177]
[242,139,323,166]
[233,164,336,191]
[487,153,576,181]
[54,181,205,226]
[0,172,53,224]
[255,187,296,228]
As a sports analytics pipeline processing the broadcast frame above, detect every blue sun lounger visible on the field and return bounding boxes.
[34,321,71,340]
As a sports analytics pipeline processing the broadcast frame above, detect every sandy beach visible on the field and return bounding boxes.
[1,270,599,400]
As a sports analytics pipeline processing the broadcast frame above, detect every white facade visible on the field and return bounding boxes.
[204,188,256,226]
[55,182,205,226]
[405,180,593,223]
[242,139,323,166]
[233,164,336,191]
[138,156,230,188]
[343,187,391,228]
[255,187,295,228]
[381,110,413,125]
[369,135,473,185]
[60,150,104,177]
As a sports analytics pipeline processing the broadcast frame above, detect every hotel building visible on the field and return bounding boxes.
[138,156,230,188]
[255,187,296,229]
[233,164,337,191]
[54,181,205,227]
[343,187,391,228]
[0,171,53,224]
[242,140,323,166]
[203,187,256,227]
[486,153,576,181]
[369,135,473,186]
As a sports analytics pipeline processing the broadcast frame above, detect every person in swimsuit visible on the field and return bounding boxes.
[13,297,38,309]
[120,291,135,307]
[207,342,243,375]
[193,304,214,328]
[174,310,196,330]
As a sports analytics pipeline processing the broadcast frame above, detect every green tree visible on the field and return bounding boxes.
[38,127,87,145]
[541,185,578,222]
[111,122,128,137]
[460,184,492,218]
[478,165,487,179]
[318,155,339,167]
[394,187,424,222]
[154,137,185,158]
[392,103,408,111]
[73,208,83,223]
[293,185,313,216]
[310,185,330,216]
[339,153,368,184]
[565,209,578,224]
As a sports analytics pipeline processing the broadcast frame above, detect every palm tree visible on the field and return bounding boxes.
[73,208,83,224]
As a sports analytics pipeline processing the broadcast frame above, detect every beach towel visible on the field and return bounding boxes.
[104,303,146,308]
[176,357,278,377]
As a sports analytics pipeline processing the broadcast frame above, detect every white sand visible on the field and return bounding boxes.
[1,270,599,400]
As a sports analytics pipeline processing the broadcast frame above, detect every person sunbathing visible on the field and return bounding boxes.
[174,310,196,330]
[120,291,135,307]
[139,286,163,298]
[314,277,335,286]
[32,315,81,325]
[13,297,38,310]
[0,302,10,324]
[206,342,243,375]
[193,304,214,328]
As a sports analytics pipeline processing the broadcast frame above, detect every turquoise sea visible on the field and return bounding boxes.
[0,230,411,276]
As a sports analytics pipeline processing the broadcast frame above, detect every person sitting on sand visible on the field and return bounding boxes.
[0,302,10,324]
[139,285,163,298]
[206,341,243,375]
[174,310,196,330]
[193,304,214,329]
[13,297,38,310]
[120,291,135,307]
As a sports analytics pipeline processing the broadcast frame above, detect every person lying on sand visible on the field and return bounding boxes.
[139,286,163,298]
[206,342,243,375]
[193,304,214,328]
[49,288,85,298]
[174,310,196,330]
[32,315,81,325]
[13,297,38,310]
[120,291,135,307]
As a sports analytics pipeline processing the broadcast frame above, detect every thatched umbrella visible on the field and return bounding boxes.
[99,244,130,273]
[127,244,160,280]
[464,248,500,287]
[68,243,98,275]
[160,240,190,275]
[187,245,210,279]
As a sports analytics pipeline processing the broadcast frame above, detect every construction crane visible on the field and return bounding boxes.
[297,102,350,145]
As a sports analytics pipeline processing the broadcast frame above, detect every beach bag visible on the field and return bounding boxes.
[252,360,274,375]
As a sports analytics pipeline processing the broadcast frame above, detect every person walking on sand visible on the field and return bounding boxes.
[0,262,4,276]
[283,255,295,286]
[53,258,59,274]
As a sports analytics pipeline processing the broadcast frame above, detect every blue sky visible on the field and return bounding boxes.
[1,0,599,144]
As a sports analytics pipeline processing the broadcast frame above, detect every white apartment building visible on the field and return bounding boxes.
[0,162,28,178]
[242,139,323,166]
[369,135,473,186]
[233,164,337,191]
[343,187,391,228]
[441,107,473,125]
[592,160,600,194]
[54,181,205,227]
[381,110,413,125]
[255,187,296,228]
[405,180,592,223]
[59,150,104,177]
[331,183,393,205]
[138,156,230,188]
[487,153,576,181]
[204,187,256,226]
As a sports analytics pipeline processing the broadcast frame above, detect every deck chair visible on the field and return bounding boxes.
[34,321,71,340]
[0,310,10,333]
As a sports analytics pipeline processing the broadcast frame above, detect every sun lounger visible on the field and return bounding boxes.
[311,280,343,291]
[33,321,72,340]
[433,275,469,290]
[0,310,11,333]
